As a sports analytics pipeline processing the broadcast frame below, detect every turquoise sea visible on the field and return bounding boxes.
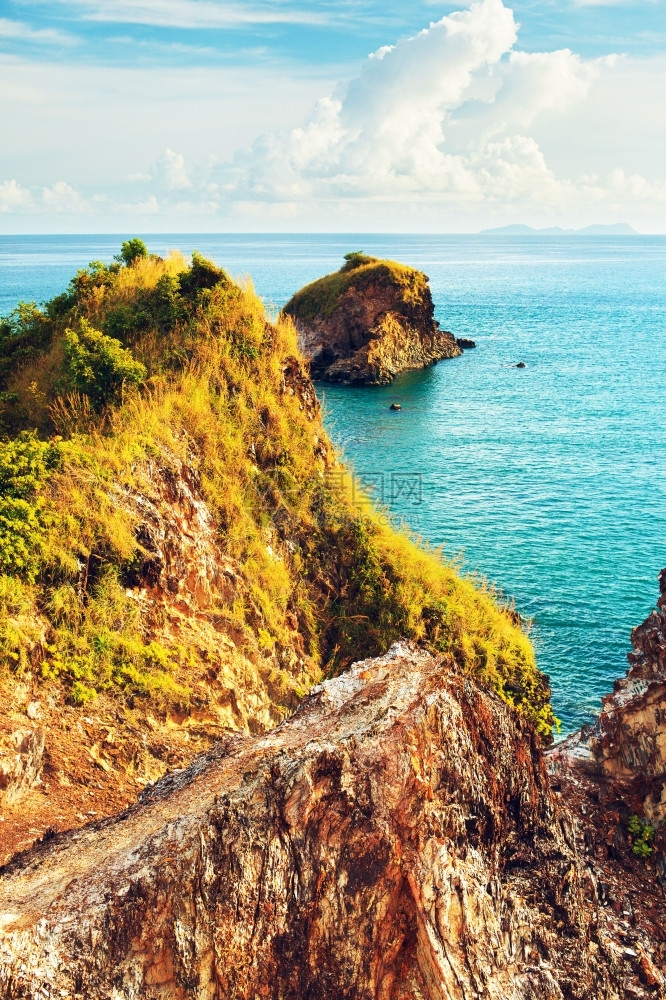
[2,233,666,734]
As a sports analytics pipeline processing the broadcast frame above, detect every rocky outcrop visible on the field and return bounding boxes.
[283,254,461,384]
[548,571,666,990]
[0,640,664,999]
[552,569,666,824]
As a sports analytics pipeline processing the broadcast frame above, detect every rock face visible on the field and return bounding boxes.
[1,640,664,1000]
[283,254,461,384]
[548,571,666,988]
[552,568,666,824]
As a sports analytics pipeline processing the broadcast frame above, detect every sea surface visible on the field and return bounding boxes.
[2,232,666,734]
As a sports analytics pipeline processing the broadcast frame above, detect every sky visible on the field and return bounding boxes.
[1,0,666,232]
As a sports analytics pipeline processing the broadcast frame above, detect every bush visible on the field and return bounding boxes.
[0,432,58,580]
[628,814,656,857]
[60,320,147,409]
[0,301,53,391]
[178,251,229,297]
[116,238,148,267]
[342,251,376,271]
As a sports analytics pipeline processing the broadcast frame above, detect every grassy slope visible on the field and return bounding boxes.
[0,247,555,739]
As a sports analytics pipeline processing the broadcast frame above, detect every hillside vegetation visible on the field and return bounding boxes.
[0,241,555,741]
[283,251,423,322]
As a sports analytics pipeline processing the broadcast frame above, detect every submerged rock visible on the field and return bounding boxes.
[283,252,462,385]
[0,639,663,998]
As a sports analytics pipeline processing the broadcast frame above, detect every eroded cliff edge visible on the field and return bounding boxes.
[283,252,462,384]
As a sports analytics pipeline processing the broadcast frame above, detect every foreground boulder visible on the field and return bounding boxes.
[283,252,461,384]
[1,640,663,999]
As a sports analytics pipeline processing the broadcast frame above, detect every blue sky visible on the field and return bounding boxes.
[1,0,666,231]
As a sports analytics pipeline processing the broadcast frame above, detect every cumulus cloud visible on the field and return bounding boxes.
[42,181,87,213]
[0,179,33,212]
[209,0,663,222]
[211,0,616,211]
[151,148,192,190]
[2,0,666,229]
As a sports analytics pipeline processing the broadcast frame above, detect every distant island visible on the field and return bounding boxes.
[481,223,639,235]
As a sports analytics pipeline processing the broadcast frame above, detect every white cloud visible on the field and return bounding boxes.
[0,17,76,45]
[41,181,87,213]
[0,179,33,212]
[37,0,329,28]
[2,0,666,230]
[216,0,603,207]
[206,0,666,226]
[151,148,192,190]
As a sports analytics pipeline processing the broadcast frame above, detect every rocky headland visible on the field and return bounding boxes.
[283,252,462,384]
[0,244,663,998]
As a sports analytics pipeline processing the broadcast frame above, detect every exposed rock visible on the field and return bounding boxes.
[0,728,44,806]
[548,570,666,985]
[389,402,402,410]
[283,253,461,384]
[0,641,663,999]
[552,568,666,823]
[456,337,476,349]
[516,362,526,368]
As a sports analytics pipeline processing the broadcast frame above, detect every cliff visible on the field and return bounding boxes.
[2,245,664,997]
[552,567,666,825]
[0,639,664,999]
[0,243,550,863]
[283,252,462,384]
[548,568,666,966]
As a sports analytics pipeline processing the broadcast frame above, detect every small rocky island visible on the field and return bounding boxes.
[283,251,462,384]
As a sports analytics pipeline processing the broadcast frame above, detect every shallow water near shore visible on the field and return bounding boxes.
[2,232,666,733]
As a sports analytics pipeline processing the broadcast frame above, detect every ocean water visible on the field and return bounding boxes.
[2,233,666,734]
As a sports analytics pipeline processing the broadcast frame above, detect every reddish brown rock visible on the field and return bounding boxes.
[0,641,663,999]
[552,568,666,823]
[284,254,461,384]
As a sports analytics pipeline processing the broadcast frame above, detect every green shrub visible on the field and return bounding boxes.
[59,319,147,409]
[628,814,656,857]
[0,432,59,580]
[342,251,377,272]
[0,302,53,391]
[178,251,229,297]
[116,238,148,267]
